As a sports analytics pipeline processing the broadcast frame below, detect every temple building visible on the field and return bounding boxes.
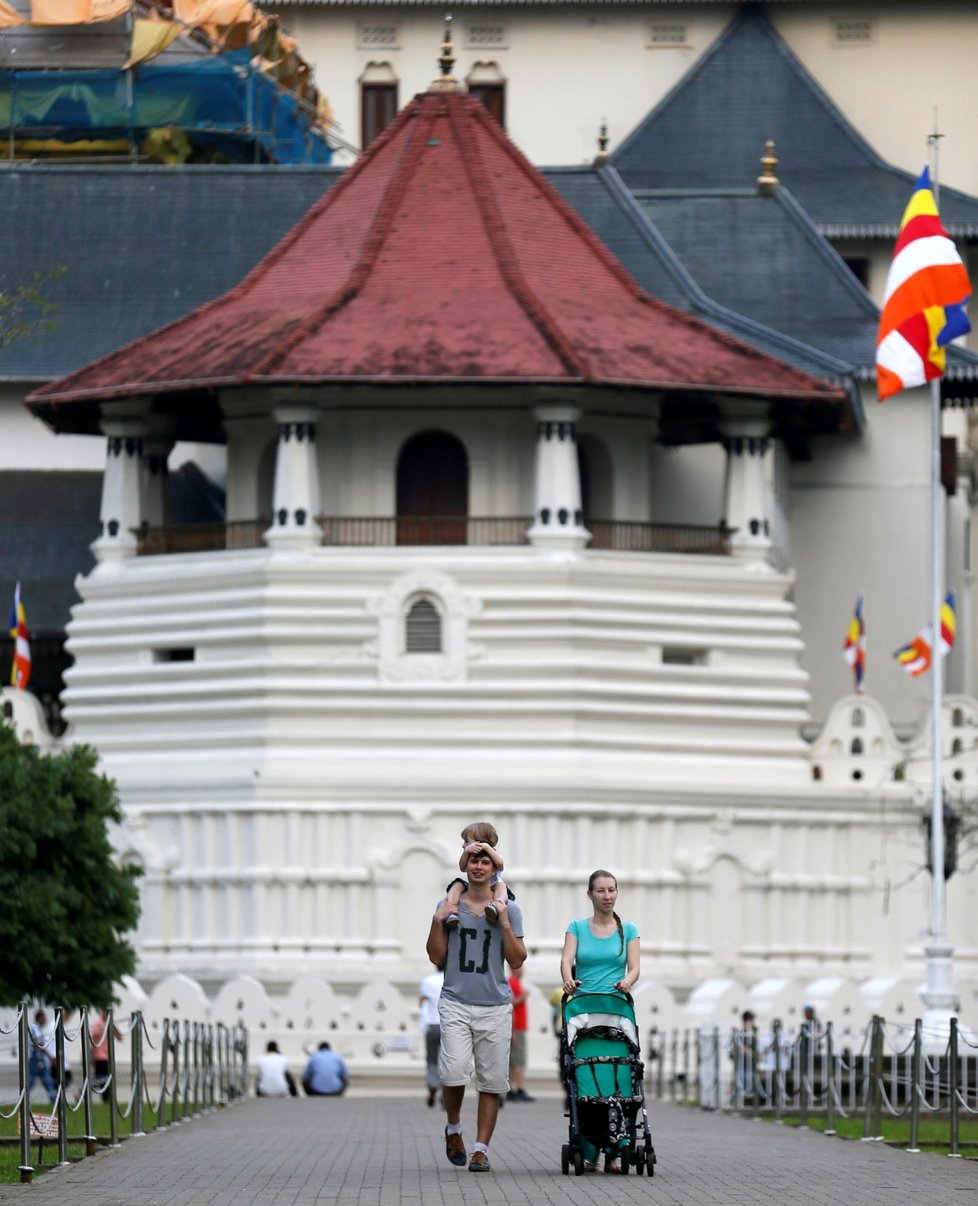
[2,8,977,1011]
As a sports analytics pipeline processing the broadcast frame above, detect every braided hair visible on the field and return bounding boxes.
[587,869,624,954]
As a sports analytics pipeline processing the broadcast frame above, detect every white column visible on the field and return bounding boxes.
[720,417,773,562]
[93,419,146,561]
[265,406,322,549]
[527,405,590,550]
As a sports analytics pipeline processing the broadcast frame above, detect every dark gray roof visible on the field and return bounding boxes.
[547,164,978,400]
[546,164,862,448]
[630,184,879,371]
[0,164,343,382]
[546,165,857,376]
[613,6,978,238]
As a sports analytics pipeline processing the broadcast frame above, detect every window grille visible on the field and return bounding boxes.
[467,23,507,48]
[358,22,400,49]
[648,23,687,47]
[405,599,442,653]
[834,21,872,45]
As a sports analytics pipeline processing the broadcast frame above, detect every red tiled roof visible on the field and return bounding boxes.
[29,88,846,409]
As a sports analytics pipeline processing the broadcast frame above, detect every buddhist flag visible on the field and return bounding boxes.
[876,167,972,401]
[842,593,866,693]
[8,583,31,690]
[893,591,956,677]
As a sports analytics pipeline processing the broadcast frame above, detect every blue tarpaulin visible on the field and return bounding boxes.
[0,49,331,164]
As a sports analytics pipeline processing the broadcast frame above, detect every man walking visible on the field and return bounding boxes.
[426,845,526,1173]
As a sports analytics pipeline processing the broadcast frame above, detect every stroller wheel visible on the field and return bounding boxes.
[573,1149,585,1176]
[560,1144,570,1175]
[644,1146,656,1177]
[620,1151,630,1174]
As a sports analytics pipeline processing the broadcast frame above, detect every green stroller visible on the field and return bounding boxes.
[559,990,656,1176]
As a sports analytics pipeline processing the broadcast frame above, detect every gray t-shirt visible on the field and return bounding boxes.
[439,898,525,1007]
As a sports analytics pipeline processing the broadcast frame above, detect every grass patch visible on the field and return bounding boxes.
[0,1101,164,1182]
[768,1112,978,1157]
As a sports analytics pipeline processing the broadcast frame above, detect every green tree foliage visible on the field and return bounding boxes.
[0,723,141,1008]
[0,269,66,348]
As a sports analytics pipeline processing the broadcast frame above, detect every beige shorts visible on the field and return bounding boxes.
[438,998,513,1094]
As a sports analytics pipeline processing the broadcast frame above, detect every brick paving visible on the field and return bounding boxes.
[1,1091,975,1205]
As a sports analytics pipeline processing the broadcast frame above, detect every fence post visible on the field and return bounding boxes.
[773,1018,783,1123]
[949,1017,960,1158]
[54,1008,70,1166]
[181,1020,192,1120]
[131,1011,145,1136]
[18,1005,33,1184]
[872,1016,885,1141]
[907,1018,921,1152]
[107,1008,120,1148]
[682,1029,690,1105]
[712,1026,721,1110]
[80,1008,97,1156]
[824,1021,836,1135]
[799,1022,810,1129]
[156,1019,170,1130]
[171,1020,182,1125]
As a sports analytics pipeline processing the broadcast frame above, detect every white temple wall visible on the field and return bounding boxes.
[650,444,725,527]
[790,389,933,731]
[280,3,978,199]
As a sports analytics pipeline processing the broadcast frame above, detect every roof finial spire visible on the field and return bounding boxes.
[430,14,461,91]
[593,118,610,167]
[757,139,779,196]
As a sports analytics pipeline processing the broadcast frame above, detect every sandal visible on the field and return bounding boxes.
[605,1156,621,1174]
[583,1159,598,1171]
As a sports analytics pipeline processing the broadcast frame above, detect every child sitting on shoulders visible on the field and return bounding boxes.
[445,821,513,928]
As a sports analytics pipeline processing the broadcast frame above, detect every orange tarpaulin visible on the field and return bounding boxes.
[0,1,26,28]
[30,0,129,24]
[172,0,252,26]
[123,16,183,68]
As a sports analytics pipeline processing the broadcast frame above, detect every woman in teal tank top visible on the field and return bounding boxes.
[559,869,641,1172]
[560,868,640,997]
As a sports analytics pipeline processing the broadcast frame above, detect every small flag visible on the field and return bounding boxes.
[876,166,972,401]
[8,582,31,690]
[893,591,956,677]
[842,593,866,693]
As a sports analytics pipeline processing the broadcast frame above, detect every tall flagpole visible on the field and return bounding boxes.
[921,126,954,1037]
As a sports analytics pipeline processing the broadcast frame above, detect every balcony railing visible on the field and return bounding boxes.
[135,517,732,555]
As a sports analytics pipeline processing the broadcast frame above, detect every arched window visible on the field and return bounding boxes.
[851,706,865,728]
[405,598,442,653]
[396,430,468,544]
[850,737,863,756]
[360,61,399,148]
[953,707,964,727]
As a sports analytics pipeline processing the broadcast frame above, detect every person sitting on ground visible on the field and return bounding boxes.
[302,1041,349,1097]
[444,821,512,928]
[256,1040,297,1098]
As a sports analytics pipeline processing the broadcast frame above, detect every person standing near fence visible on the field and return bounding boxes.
[506,965,533,1101]
[89,1008,116,1103]
[28,1009,56,1105]
[419,968,444,1108]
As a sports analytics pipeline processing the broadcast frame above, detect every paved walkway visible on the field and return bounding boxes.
[2,1091,975,1205]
